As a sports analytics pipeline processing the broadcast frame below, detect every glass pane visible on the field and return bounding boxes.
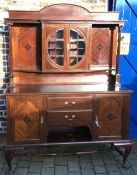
[70,42,77,49]
[70,30,77,39]
[69,29,85,67]
[56,57,64,66]
[78,49,85,55]
[78,35,82,39]
[48,41,55,48]
[78,56,83,62]
[56,49,63,56]
[56,41,64,49]
[78,41,85,48]
[56,30,64,39]
[70,57,77,66]
[48,50,56,56]
[48,29,64,67]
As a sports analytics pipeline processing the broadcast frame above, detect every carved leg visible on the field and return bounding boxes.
[4,150,14,171]
[111,142,132,169]
[122,144,132,169]
[111,143,114,149]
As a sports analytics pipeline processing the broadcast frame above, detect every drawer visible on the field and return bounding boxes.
[47,97,92,109]
[47,109,92,125]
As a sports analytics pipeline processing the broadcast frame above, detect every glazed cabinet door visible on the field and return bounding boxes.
[42,25,66,71]
[6,95,44,144]
[10,24,41,71]
[67,26,89,71]
[92,94,130,140]
[42,24,89,72]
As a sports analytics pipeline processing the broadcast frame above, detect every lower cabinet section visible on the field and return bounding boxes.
[6,93,130,144]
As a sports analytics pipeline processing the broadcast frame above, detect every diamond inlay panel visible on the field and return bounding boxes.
[24,43,31,50]
[11,25,39,71]
[18,28,36,66]
[98,96,123,138]
[91,28,111,65]
[13,101,40,142]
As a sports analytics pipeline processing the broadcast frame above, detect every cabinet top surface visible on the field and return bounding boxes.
[5,85,132,95]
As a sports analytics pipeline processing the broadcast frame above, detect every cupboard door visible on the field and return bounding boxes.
[67,27,89,70]
[93,95,123,140]
[10,24,41,71]
[42,25,66,71]
[42,24,89,71]
[90,27,117,71]
[7,95,44,144]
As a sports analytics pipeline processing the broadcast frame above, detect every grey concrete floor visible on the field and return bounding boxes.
[0,135,137,175]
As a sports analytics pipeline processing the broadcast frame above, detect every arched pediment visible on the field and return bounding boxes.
[8,3,92,20]
[39,3,91,20]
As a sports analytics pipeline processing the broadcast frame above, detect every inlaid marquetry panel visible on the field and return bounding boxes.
[11,25,41,71]
[98,96,123,139]
[18,29,36,64]
[13,101,40,142]
[91,28,111,65]
[7,96,43,144]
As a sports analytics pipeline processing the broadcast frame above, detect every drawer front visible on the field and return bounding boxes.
[47,97,92,109]
[47,110,92,125]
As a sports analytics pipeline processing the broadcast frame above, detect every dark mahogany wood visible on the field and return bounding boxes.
[47,96,92,109]
[94,95,123,140]
[6,95,44,144]
[5,3,131,171]
[7,4,120,21]
[10,24,41,72]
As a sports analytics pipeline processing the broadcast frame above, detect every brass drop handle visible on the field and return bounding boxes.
[72,115,76,118]
[95,115,100,127]
[64,101,76,106]
[65,115,69,119]
[64,101,69,105]
[65,115,76,120]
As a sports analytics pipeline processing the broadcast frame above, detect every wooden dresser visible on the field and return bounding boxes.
[4,4,132,170]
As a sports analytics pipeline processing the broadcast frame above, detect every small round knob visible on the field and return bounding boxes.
[72,102,76,105]
[72,115,76,118]
[64,101,69,105]
[65,115,68,119]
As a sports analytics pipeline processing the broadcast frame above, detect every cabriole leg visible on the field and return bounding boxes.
[4,149,14,171]
[123,144,132,169]
[111,142,132,169]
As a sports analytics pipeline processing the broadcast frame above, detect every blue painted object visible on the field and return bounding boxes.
[116,0,137,138]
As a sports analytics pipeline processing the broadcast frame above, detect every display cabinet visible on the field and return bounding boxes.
[4,4,132,170]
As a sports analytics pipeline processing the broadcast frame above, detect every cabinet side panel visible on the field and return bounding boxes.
[6,96,14,144]
[122,95,130,139]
